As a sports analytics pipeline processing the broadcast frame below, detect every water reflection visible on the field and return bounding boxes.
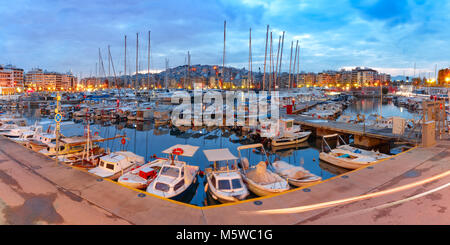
[340,98,419,120]
[16,98,410,206]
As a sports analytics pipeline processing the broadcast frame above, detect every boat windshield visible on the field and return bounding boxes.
[155,182,170,192]
[160,166,179,178]
[218,180,231,190]
[231,178,242,189]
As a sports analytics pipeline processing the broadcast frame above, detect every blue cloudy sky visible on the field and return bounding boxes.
[1,0,449,78]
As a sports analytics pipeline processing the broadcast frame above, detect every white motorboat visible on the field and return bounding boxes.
[146,144,199,201]
[272,160,321,187]
[88,151,145,180]
[270,119,311,147]
[319,134,391,169]
[203,148,249,203]
[237,144,290,197]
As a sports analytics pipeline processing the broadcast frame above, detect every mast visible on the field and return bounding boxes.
[124,35,127,88]
[262,25,269,91]
[248,27,252,92]
[107,47,110,79]
[222,20,226,89]
[108,46,118,89]
[296,43,300,87]
[288,41,293,88]
[148,31,151,91]
[187,51,191,89]
[274,35,281,90]
[277,31,285,90]
[293,40,298,88]
[135,32,139,95]
[269,32,273,93]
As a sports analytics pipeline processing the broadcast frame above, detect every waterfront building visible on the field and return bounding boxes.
[0,65,24,94]
[437,68,450,86]
[25,68,77,91]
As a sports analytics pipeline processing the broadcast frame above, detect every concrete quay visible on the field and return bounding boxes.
[0,135,449,225]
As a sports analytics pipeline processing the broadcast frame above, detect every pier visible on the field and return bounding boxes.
[0,134,448,225]
[281,112,421,151]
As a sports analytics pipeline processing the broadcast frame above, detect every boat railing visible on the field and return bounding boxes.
[321,134,347,153]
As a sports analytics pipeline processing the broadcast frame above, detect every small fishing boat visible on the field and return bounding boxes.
[270,119,311,147]
[88,151,145,180]
[319,134,391,169]
[203,148,249,203]
[146,144,199,201]
[272,160,321,187]
[237,144,290,197]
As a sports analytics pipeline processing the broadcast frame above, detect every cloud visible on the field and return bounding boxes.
[0,0,449,77]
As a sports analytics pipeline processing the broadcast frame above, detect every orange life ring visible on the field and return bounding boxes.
[94,131,99,136]
[172,148,184,156]
[121,138,126,145]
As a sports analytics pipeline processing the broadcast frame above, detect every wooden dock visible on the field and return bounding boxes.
[281,112,421,150]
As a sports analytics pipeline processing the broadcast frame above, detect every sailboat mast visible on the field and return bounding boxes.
[288,41,293,88]
[135,32,139,94]
[222,20,226,89]
[296,43,300,87]
[262,25,269,91]
[278,31,285,90]
[274,35,281,90]
[148,31,151,91]
[124,35,127,88]
[269,32,273,93]
[248,27,252,92]
[292,41,298,88]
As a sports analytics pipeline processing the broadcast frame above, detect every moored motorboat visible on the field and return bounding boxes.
[237,144,290,197]
[88,151,145,180]
[145,144,199,201]
[272,160,321,187]
[203,148,249,203]
[319,134,390,169]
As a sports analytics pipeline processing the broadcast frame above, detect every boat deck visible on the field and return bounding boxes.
[0,135,449,224]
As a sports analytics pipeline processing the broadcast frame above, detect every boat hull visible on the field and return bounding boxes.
[319,152,367,170]
[271,133,310,147]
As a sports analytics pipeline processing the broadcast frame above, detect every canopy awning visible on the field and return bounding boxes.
[203,148,238,162]
[162,144,199,157]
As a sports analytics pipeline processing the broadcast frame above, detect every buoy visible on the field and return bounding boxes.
[121,138,126,145]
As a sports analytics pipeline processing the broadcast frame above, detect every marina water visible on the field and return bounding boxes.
[17,97,416,206]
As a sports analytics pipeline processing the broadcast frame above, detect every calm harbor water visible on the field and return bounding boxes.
[16,98,413,206]
[339,98,419,120]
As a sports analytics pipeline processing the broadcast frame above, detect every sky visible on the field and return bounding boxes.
[1,0,449,78]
